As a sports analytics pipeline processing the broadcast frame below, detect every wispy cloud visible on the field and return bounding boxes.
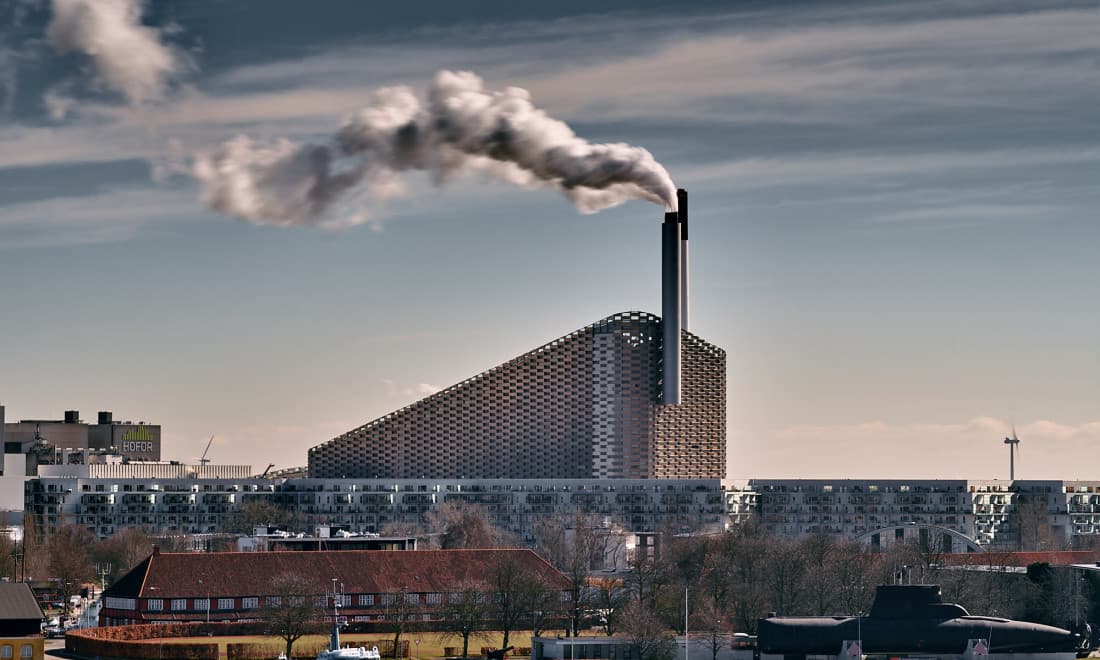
[0,185,197,247]
[381,379,442,399]
[677,147,1100,190]
[9,2,1096,171]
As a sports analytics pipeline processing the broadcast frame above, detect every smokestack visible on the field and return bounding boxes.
[677,188,689,331]
[662,209,681,406]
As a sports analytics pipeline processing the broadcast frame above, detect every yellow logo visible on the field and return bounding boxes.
[122,427,153,442]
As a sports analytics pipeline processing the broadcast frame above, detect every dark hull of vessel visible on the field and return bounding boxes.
[757,585,1079,655]
[758,615,1078,654]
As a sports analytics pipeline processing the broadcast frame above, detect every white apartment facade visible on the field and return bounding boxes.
[726,479,1100,551]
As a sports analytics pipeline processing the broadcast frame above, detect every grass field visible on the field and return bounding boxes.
[146,629,557,659]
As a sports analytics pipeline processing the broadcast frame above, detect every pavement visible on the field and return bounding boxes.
[44,639,68,657]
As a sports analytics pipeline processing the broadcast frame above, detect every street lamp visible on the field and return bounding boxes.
[857,611,863,659]
[198,579,210,624]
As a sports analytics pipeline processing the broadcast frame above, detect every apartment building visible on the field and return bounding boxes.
[726,479,1100,550]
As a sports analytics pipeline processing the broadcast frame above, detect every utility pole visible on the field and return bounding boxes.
[684,587,689,660]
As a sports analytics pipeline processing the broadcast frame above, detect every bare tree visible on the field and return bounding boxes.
[620,599,675,660]
[48,525,94,613]
[721,525,773,633]
[263,572,321,660]
[521,572,561,637]
[590,576,628,635]
[692,594,729,660]
[90,528,153,585]
[763,538,806,615]
[442,582,490,659]
[427,501,514,549]
[534,514,603,635]
[379,588,419,658]
[490,554,553,649]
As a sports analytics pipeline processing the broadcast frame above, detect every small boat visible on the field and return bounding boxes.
[316,646,380,660]
[316,582,380,660]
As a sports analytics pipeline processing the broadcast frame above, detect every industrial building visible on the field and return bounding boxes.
[309,312,725,480]
[2,408,161,462]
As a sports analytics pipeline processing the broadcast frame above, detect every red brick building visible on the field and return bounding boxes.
[100,548,570,627]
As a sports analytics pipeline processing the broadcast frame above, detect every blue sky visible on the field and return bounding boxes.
[0,0,1097,478]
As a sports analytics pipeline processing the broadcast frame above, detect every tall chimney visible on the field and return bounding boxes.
[662,209,681,406]
[677,188,689,331]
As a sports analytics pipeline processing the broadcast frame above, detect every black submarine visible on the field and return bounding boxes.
[758,585,1080,655]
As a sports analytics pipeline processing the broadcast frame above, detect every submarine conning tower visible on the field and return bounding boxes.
[868,585,969,619]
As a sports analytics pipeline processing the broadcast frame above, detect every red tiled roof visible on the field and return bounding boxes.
[105,549,569,599]
[943,550,1100,567]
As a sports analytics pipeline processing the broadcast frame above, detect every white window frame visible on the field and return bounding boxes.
[217,598,234,610]
[171,599,187,611]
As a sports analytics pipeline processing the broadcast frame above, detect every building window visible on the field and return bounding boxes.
[404,593,419,605]
[19,647,30,659]
[148,599,163,611]
[242,597,259,609]
[195,598,209,612]
[358,595,374,606]
[217,598,234,610]
[1,645,11,658]
[425,593,442,605]
[171,599,187,611]
[380,594,395,606]
[267,596,281,607]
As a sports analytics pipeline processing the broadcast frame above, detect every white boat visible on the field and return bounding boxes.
[316,581,380,660]
[316,647,381,660]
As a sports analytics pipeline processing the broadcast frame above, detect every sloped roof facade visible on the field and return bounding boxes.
[308,311,725,480]
[0,583,43,621]
[105,548,569,599]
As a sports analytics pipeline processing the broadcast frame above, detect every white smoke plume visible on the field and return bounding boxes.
[193,70,677,227]
[47,0,182,105]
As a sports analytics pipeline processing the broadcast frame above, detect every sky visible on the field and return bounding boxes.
[0,0,1097,480]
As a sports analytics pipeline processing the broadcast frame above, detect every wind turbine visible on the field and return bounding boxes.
[1004,428,1020,480]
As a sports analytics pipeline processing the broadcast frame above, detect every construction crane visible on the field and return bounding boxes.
[197,435,214,466]
[260,463,275,478]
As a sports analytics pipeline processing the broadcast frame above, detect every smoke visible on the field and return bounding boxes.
[47,0,182,105]
[193,70,677,227]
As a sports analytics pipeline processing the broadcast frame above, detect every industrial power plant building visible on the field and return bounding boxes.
[309,312,725,480]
